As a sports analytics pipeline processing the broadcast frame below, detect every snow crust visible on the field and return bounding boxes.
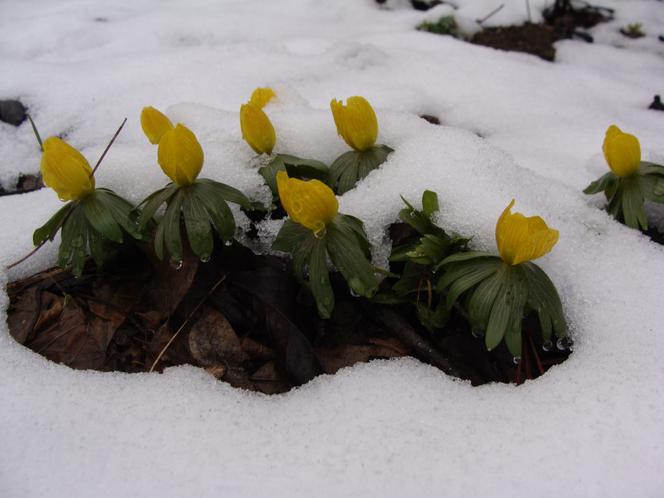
[1,0,664,497]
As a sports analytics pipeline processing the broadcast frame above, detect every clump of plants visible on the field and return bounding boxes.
[584,125,664,231]
[620,23,645,39]
[417,16,461,38]
[9,87,572,388]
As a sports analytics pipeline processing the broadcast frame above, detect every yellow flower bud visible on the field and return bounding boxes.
[495,200,559,266]
[157,124,204,186]
[141,106,174,145]
[240,103,276,155]
[330,96,378,152]
[602,125,641,177]
[276,171,338,236]
[249,87,276,108]
[40,137,95,201]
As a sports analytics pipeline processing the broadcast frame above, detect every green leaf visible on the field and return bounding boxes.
[438,251,494,267]
[399,203,434,235]
[485,265,527,352]
[417,300,449,331]
[392,261,428,297]
[154,189,184,262]
[272,219,311,253]
[81,192,124,243]
[583,172,616,195]
[182,188,214,260]
[329,145,393,194]
[638,162,664,177]
[33,202,74,246]
[620,176,647,230]
[422,190,439,217]
[136,183,179,229]
[196,178,252,209]
[308,237,335,318]
[190,182,236,241]
[522,262,566,340]
[326,220,378,298]
[438,258,502,308]
[94,189,143,239]
[333,214,371,257]
[58,206,88,277]
[467,264,506,333]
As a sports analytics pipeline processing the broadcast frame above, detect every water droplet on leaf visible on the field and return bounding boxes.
[513,356,522,365]
[542,340,553,352]
[170,259,183,270]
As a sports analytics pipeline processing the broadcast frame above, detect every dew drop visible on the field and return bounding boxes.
[556,337,569,350]
[350,288,360,297]
[542,340,553,352]
[513,356,522,365]
[200,255,211,263]
[224,240,233,247]
[471,329,483,339]
[170,259,183,270]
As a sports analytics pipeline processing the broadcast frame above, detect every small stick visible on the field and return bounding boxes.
[525,0,532,23]
[477,3,505,24]
[90,117,127,178]
[149,275,226,373]
[6,242,46,270]
[27,114,43,151]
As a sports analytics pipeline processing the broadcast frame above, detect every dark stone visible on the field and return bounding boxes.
[419,114,441,125]
[0,100,27,126]
[649,95,664,112]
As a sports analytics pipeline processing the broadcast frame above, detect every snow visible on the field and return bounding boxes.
[1,0,664,497]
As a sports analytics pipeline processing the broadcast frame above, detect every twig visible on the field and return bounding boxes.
[149,275,226,373]
[6,242,47,270]
[370,305,482,383]
[477,3,505,24]
[90,118,127,178]
[27,114,43,151]
[525,0,532,23]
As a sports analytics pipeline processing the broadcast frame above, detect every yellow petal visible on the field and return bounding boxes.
[249,87,276,109]
[602,124,641,177]
[141,106,174,145]
[157,124,204,185]
[330,96,378,152]
[276,171,338,236]
[495,199,559,265]
[40,137,95,201]
[240,103,276,154]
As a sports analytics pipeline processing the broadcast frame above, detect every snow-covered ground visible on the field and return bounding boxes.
[1,0,664,497]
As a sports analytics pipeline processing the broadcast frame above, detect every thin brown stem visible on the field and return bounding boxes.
[6,242,46,270]
[148,275,226,373]
[27,114,43,151]
[90,118,127,178]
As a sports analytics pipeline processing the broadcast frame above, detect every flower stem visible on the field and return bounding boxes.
[90,118,127,178]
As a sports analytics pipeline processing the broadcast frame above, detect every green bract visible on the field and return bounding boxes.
[329,144,393,194]
[376,191,469,331]
[135,179,252,263]
[437,252,566,357]
[272,214,378,319]
[584,161,664,230]
[33,188,142,277]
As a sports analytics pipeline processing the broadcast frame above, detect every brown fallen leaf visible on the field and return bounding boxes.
[317,341,408,375]
[188,306,245,367]
[7,286,40,344]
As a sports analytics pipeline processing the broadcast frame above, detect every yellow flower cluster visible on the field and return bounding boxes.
[140,106,204,186]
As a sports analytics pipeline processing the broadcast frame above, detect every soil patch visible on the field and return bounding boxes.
[471,23,560,62]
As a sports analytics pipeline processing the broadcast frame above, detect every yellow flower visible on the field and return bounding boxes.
[40,137,95,201]
[240,103,276,154]
[603,125,641,177]
[141,106,174,145]
[276,171,338,236]
[157,124,204,185]
[249,87,276,108]
[495,200,559,266]
[330,96,378,152]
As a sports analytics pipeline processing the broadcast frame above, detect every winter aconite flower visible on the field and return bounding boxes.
[603,125,641,177]
[330,96,378,152]
[276,171,338,236]
[240,103,276,154]
[141,106,174,145]
[495,200,559,266]
[157,124,204,185]
[249,87,276,109]
[40,137,95,201]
